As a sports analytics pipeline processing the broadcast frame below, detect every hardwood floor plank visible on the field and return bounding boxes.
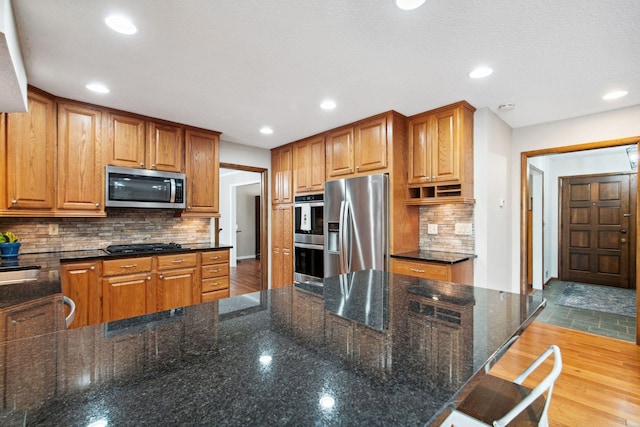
[488,322,640,426]
[230,258,262,297]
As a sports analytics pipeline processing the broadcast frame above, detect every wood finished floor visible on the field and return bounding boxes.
[229,258,262,297]
[489,322,640,427]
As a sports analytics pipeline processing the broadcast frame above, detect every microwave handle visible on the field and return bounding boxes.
[170,179,176,203]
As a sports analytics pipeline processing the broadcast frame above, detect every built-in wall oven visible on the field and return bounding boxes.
[294,194,324,285]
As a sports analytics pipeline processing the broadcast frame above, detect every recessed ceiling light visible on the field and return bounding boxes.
[396,0,426,10]
[105,15,137,35]
[468,66,493,79]
[86,83,110,94]
[260,126,274,135]
[320,100,336,110]
[602,90,628,100]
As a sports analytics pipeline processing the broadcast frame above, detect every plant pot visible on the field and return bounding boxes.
[0,242,21,258]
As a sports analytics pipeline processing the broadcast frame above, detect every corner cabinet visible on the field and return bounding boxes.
[57,102,105,215]
[1,90,56,214]
[293,135,325,194]
[183,128,221,217]
[326,114,388,179]
[272,144,293,204]
[406,101,476,204]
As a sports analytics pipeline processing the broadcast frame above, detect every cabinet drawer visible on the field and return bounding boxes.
[157,253,198,270]
[103,257,152,276]
[391,259,449,281]
[202,276,230,293]
[201,288,230,303]
[201,264,229,279]
[201,250,229,265]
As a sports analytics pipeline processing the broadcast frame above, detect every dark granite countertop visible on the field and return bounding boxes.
[0,270,545,426]
[391,250,477,264]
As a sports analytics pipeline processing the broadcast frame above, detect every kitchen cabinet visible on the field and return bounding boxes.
[61,260,102,328]
[272,204,293,288]
[291,287,324,346]
[57,101,104,215]
[326,115,388,179]
[390,258,474,286]
[200,249,230,302]
[183,128,221,217]
[406,101,475,204]
[293,135,325,193]
[97,329,146,383]
[107,113,184,172]
[1,89,56,214]
[156,253,197,311]
[272,144,293,204]
[102,257,154,322]
[0,295,64,409]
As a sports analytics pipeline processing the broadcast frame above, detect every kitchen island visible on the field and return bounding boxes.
[0,270,544,426]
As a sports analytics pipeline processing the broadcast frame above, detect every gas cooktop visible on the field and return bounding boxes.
[105,243,186,255]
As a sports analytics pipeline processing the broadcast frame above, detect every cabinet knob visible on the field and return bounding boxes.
[151,164,156,168]
[139,163,144,167]
[90,266,95,271]
[432,176,436,179]
[95,203,100,207]
[11,200,17,204]
[187,206,192,209]
[159,274,164,279]
[147,276,152,280]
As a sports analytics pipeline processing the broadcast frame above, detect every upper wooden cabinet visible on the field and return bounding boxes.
[1,90,56,213]
[326,115,388,179]
[272,144,293,204]
[107,113,183,172]
[183,128,220,217]
[407,101,475,204]
[57,102,104,214]
[293,135,325,194]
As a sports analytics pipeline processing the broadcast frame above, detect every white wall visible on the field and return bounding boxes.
[507,104,640,292]
[473,108,513,291]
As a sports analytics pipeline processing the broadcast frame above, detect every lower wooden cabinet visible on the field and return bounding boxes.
[156,253,197,311]
[0,295,65,409]
[272,205,293,288]
[390,258,474,285]
[103,273,154,323]
[201,249,230,302]
[60,260,102,328]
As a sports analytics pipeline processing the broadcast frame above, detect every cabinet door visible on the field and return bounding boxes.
[57,102,103,212]
[293,136,325,193]
[146,121,183,172]
[102,273,154,322]
[430,108,459,182]
[107,113,146,169]
[272,145,293,204]
[355,116,387,173]
[271,205,293,288]
[157,267,196,311]
[407,116,430,184]
[326,127,354,178]
[61,261,102,328]
[184,129,220,216]
[4,91,56,211]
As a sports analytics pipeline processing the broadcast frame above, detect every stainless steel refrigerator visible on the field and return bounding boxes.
[324,173,389,277]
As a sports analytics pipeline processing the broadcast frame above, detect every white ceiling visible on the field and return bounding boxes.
[8,0,640,150]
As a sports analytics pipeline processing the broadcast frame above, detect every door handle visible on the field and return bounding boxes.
[620,229,627,234]
[620,238,627,243]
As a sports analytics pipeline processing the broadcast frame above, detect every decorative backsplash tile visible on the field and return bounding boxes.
[0,210,211,254]
[419,204,475,253]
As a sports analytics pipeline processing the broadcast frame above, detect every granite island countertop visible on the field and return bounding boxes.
[391,250,477,264]
[0,270,545,426]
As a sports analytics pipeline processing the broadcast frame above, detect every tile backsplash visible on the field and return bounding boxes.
[419,204,475,253]
[0,210,211,254]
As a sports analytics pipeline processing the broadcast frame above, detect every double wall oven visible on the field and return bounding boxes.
[293,194,324,285]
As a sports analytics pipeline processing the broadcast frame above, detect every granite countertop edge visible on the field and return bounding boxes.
[390,250,478,264]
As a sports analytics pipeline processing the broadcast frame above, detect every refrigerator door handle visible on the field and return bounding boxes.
[344,200,352,273]
[339,200,347,274]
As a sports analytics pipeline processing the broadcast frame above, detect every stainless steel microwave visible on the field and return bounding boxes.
[105,166,186,209]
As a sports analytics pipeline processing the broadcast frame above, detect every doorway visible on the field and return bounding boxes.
[218,163,268,295]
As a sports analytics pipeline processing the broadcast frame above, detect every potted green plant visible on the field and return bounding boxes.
[0,231,21,258]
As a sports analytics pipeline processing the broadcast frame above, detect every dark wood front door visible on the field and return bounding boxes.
[560,173,636,288]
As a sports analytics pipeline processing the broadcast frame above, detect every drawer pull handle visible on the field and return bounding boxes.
[212,256,221,260]
[210,269,220,273]
[120,264,137,269]
[172,259,185,264]
[410,268,425,273]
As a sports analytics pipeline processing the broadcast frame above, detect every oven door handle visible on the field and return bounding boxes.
[294,243,324,250]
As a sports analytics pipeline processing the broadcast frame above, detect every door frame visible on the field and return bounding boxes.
[220,162,269,290]
[528,165,544,289]
[519,136,640,345]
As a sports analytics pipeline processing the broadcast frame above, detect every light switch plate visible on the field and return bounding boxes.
[49,224,59,236]
[455,223,472,235]
[427,224,438,234]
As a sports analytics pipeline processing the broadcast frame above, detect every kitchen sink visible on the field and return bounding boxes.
[0,268,41,285]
